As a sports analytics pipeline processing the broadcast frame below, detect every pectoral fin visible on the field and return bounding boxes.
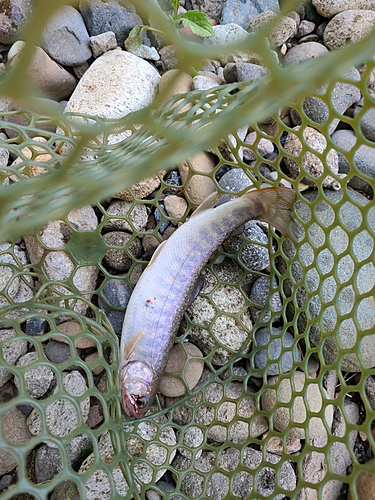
[187,273,205,308]
[124,328,146,359]
[190,192,219,218]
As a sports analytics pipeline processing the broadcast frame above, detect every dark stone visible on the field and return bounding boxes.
[98,278,133,335]
[25,317,48,337]
[45,340,72,364]
[79,0,148,47]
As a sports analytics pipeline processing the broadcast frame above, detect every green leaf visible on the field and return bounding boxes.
[177,10,214,37]
[124,25,145,52]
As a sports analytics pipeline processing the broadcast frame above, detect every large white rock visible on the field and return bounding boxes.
[62,49,160,144]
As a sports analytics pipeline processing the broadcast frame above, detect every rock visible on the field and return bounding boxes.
[25,317,48,337]
[283,41,328,65]
[279,188,375,372]
[2,99,63,140]
[0,328,28,389]
[323,10,375,50]
[348,458,375,500]
[35,445,62,483]
[353,99,375,142]
[289,67,361,135]
[331,128,375,196]
[7,42,76,100]
[102,199,148,232]
[0,133,9,165]
[218,167,253,203]
[79,0,146,47]
[242,448,297,497]
[252,326,301,376]
[159,45,181,71]
[129,44,160,61]
[10,136,54,176]
[178,151,217,205]
[45,340,72,364]
[313,0,375,17]
[248,11,297,48]
[192,74,221,90]
[0,407,33,474]
[61,50,160,146]
[0,0,33,45]
[187,292,252,365]
[188,0,224,22]
[14,352,54,398]
[159,342,204,397]
[203,24,267,66]
[261,371,334,441]
[365,376,375,410]
[54,319,98,349]
[98,278,133,335]
[221,0,279,29]
[158,69,193,106]
[50,481,80,500]
[39,5,92,66]
[115,173,165,201]
[223,62,268,83]
[27,370,90,437]
[103,231,142,271]
[296,19,316,37]
[283,125,339,189]
[164,195,188,219]
[222,221,270,271]
[242,131,274,161]
[24,206,99,316]
[89,31,117,58]
[249,276,283,323]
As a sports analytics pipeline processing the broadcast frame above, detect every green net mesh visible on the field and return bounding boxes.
[1,1,375,499]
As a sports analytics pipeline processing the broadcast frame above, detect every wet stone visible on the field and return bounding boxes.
[98,278,132,335]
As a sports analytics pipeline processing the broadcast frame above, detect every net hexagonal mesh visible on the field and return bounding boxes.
[0,2,375,500]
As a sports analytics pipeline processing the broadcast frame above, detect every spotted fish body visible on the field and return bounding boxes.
[119,187,297,418]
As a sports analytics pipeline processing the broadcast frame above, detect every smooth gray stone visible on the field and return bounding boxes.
[40,5,92,66]
[221,0,279,29]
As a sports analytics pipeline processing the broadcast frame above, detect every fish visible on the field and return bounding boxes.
[119,187,298,418]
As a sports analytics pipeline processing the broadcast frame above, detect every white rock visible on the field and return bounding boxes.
[313,0,375,18]
[89,31,117,58]
[61,49,160,146]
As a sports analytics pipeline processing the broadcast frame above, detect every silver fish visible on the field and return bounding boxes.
[119,187,297,418]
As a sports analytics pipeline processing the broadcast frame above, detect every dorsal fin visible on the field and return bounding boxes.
[190,191,220,218]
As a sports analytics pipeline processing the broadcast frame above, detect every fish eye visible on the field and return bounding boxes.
[136,396,149,409]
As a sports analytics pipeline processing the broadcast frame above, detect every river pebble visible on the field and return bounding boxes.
[98,278,132,335]
[221,0,279,28]
[39,5,92,66]
[159,342,204,398]
[0,0,33,45]
[79,0,146,47]
[7,42,77,100]
[89,31,117,58]
[323,10,375,50]
[252,326,301,376]
[283,125,339,189]
[14,352,54,398]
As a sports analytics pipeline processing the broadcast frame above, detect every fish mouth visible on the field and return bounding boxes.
[124,394,141,418]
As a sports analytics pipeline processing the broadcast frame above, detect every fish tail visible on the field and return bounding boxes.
[244,187,299,241]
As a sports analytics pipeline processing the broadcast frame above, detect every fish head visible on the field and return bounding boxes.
[119,360,156,418]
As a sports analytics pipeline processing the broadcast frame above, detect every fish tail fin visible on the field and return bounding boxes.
[244,187,299,241]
